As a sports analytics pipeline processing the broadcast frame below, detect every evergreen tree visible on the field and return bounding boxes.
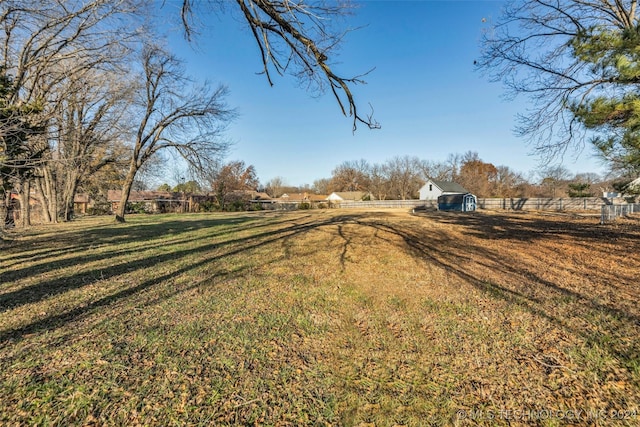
[569,24,640,174]
[0,70,44,228]
[479,1,640,173]
[567,182,594,198]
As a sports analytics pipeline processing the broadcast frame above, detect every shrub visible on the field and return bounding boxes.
[228,200,246,211]
[199,200,220,212]
[125,201,148,214]
[86,202,111,216]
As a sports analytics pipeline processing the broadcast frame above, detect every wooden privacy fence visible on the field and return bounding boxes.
[477,197,626,211]
[600,204,640,223]
[337,200,435,209]
[333,197,628,211]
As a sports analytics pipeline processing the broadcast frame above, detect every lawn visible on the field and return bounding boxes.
[1,209,639,426]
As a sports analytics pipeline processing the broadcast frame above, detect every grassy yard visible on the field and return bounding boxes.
[1,209,639,426]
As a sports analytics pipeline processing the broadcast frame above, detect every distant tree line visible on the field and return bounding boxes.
[262,152,627,200]
[147,152,637,209]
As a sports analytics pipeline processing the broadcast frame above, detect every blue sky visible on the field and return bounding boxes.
[162,0,607,187]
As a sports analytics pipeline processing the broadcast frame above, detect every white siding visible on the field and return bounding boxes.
[419,180,442,200]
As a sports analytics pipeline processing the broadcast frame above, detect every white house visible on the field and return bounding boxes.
[605,177,640,198]
[419,179,469,200]
[628,177,640,193]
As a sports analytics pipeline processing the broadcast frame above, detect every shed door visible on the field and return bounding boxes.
[463,194,476,212]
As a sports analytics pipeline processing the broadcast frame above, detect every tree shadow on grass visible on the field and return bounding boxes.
[0,213,304,289]
[358,212,640,372]
[0,216,264,269]
[0,213,344,344]
[424,210,640,285]
[3,210,639,377]
[422,210,637,243]
[2,215,308,307]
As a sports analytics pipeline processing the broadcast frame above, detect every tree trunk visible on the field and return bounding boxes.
[62,170,80,221]
[0,190,8,234]
[64,191,73,221]
[116,165,138,222]
[19,179,31,228]
[43,167,58,224]
[34,176,52,223]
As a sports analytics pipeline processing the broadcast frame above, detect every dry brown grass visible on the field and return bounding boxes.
[0,209,638,426]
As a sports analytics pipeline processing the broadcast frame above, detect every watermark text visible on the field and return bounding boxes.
[456,408,637,422]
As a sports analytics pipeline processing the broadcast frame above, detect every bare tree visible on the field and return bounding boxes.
[538,165,572,198]
[417,159,451,182]
[384,155,423,200]
[46,68,133,221]
[178,0,379,131]
[573,172,601,185]
[265,176,286,198]
[477,0,640,163]
[368,163,390,201]
[329,159,370,192]
[1,0,142,131]
[312,177,330,195]
[115,45,234,222]
[443,153,463,182]
[494,165,528,198]
[208,160,259,210]
[0,0,145,226]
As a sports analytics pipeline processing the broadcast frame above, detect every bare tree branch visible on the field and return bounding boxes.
[179,0,379,131]
[478,0,639,165]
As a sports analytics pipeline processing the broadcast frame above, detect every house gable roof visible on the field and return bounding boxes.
[429,180,468,194]
[327,191,368,201]
[107,190,181,202]
[276,192,327,202]
[252,192,272,200]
